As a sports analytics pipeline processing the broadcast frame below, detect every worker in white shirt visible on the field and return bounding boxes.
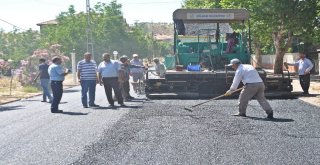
[284,51,313,95]
[153,58,166,78]
[224,58,274,119]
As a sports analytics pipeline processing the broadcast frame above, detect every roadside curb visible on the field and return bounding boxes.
[0,85,78,105]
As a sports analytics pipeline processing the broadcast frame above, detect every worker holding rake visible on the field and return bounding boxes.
[225,58,274,119]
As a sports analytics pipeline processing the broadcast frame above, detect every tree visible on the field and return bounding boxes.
[184,0,319,74]
[222,0,318,73]
[182,0,221,8]
[39,1,170,63]
[0,29,40,64]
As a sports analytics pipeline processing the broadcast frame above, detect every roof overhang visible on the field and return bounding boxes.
[173,9,249,23]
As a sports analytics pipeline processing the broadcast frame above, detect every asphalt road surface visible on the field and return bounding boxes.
[1,85,320,165]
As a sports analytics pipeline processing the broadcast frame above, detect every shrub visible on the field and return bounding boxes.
[16,44,70,86]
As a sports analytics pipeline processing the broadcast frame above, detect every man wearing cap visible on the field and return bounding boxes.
[119,55,145,100]
[130,54,145,93]
[225,58,274,119]
[130,54,145,82]
[153,58,166,78]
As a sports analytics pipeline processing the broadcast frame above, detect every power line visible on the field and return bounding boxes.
[0,18,27,31]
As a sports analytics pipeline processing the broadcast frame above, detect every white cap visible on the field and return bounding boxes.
[132,54,138,57]
[227,58,241,66]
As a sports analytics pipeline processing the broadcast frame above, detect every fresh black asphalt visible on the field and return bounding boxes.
[0,85,319,164]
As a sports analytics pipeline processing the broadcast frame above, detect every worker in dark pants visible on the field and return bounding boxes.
[48,56,69,113]
[97,53,125,107]
[224,58,274,119]
[119,55,145,100]
[284,51,313,95]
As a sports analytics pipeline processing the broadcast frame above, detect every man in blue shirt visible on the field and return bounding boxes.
[284,52,314,94]
[97,53,124,107]
[34,58,52,103]
[48,56,68,113]
[77,52,99,108]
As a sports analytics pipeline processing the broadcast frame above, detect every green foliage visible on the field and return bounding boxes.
[183,0,319,73]
[17,44,70,86]
[0,29,40,63]
[220,0,318,51]
[39,1,170,63]
[1,0,171,77]
[183,0,221,8]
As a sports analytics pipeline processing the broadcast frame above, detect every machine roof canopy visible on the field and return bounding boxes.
[173,9,249,23]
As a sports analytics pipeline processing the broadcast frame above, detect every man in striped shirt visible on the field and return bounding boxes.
[77,52,99,108]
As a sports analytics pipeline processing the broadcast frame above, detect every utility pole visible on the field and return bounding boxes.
[71,50,77,84]
[86,0,94,60]
[151,22,155,59]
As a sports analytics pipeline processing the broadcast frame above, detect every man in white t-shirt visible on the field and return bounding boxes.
[97,53,124,107]
[224,58,274,119]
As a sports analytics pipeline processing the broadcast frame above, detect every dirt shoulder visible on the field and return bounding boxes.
[0,75,77,105]
[292,75,320,107]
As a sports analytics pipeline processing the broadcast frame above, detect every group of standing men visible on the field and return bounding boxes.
[35,52,148,113]
[78,52,148,108]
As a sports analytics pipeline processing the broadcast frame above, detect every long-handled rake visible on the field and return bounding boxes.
[184,87,243,112]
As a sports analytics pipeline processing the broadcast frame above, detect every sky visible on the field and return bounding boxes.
[0,0,183,32]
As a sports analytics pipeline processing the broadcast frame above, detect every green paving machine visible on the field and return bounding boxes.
[145,9,293,99]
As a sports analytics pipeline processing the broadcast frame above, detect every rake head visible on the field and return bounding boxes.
[184,107,193,112]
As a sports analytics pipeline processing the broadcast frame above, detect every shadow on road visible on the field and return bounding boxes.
[62,112,89,115]
[22,99,40,102]
[63,89,80,93]
[246,116,294,122]
[297,93,320,98]
[95,105,142,110]
[0,105,25,112]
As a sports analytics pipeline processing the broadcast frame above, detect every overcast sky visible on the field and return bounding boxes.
[0,0,183,32]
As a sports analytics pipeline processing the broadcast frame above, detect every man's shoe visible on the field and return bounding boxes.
[89,104,99,107]
[267,112,274,119]
[41,100,47,102]
[108,104,115,107]
[128,96,135,99]
[83,105,89,108]
[120,103,126,107]
[51,110,63,113]
[232,113,246,117]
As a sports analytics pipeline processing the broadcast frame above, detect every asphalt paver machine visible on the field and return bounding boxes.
[145,9,292,99]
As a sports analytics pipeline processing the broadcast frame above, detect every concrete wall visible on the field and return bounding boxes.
[251,53,319,74]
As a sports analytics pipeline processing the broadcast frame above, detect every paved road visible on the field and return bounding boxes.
[0,85,144,164]
[1,85,320,164]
